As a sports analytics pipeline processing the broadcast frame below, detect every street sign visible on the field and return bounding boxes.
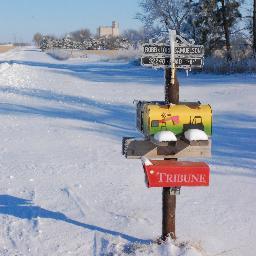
[141,33,204,70]
[141,56,170,66]
[141,56,203,68]
[143,44,203,56]
[174,57,203,68]
[143,45,170,55]
[143,160,210,187]
[175,46,203,55]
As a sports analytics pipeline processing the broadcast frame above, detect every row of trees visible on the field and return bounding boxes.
[136,0,256,60]
[33,30,133,51]
[33,29,92,47]
[39,36,131,51]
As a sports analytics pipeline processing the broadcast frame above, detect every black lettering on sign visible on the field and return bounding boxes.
[175,47,203,55]
[141,56,203,67]
[141,56,170,66]
[143,45,170,54]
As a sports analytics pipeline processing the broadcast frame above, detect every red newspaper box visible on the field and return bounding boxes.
[143,160,210,188]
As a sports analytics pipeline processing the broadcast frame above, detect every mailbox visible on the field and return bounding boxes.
[143,160,210,187]
[136,101,212,138]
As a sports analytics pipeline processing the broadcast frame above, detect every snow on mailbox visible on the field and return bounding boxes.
[142,158,210,188]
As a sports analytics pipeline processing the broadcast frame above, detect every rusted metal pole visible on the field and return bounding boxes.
[162,166,177,240]
[162,52,179,240]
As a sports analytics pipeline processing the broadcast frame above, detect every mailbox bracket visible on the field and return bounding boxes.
[122,137,211,159]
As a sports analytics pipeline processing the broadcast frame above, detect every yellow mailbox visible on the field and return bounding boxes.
[136,101,212,137]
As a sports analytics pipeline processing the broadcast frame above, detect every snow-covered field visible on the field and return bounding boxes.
[0,47,255,256]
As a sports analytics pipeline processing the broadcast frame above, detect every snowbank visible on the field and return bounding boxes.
[95,238,203,256]
[46,48,72,60]
[0,62,11,72]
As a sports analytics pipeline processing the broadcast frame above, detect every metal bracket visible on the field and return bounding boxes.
[122,137,135,156]
[170,187,181,195]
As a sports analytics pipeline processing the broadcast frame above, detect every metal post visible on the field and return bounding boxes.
[162,162,177,241]
[165,67,179,104]
[162,30,179,241]
[165,30,179,104]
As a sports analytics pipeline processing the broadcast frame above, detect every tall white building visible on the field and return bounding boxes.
[98,21,119,37]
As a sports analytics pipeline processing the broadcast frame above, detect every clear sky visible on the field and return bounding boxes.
[0,0,142,43]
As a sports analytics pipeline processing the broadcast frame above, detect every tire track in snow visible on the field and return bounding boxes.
[61,187,87,218]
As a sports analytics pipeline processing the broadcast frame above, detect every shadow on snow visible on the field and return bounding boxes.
[0,86,255,172]
[0,60,164,85]
[0,57,255,172]
[1,59,255,86]
[0,195,152,245]
[211,112,256,174]
[0,86,138,139]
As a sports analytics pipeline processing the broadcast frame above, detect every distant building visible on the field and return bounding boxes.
[98,21,119,37]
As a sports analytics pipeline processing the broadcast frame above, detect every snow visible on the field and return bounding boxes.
[184,129,208,141]
[154,131,177,142]
[0,46,255,255]
[141,157,153,166]
[0,62,11,72]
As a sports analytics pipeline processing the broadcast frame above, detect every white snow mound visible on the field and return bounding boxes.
[154,131,177,142]
[0,62,11,72]
[141,156,153,166]
[184,129,208,141]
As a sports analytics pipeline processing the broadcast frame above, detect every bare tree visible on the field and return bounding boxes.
[70,29,91,42]
[220,0,232,61]
[242,1,256,54]
[137,0,192,34]
[33,33,43,47]
[253,0,256,54]
[122,29,145,43]
[219,0,242,61]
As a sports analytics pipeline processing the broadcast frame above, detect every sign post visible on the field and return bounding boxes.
[122,30,211,243]
[170,29,176,88]
[162,30,179,241]
[162,174,176,240]
[164,30,179,104]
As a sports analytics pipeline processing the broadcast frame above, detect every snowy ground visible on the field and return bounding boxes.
[0,47,255,256]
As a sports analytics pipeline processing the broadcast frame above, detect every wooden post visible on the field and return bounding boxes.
[162,30,179,241]
[162,161,177,240]
[165,67,179,104]
[162,67,179,241]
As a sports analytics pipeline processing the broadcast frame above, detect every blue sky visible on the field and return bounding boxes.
[0,0,142,43]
